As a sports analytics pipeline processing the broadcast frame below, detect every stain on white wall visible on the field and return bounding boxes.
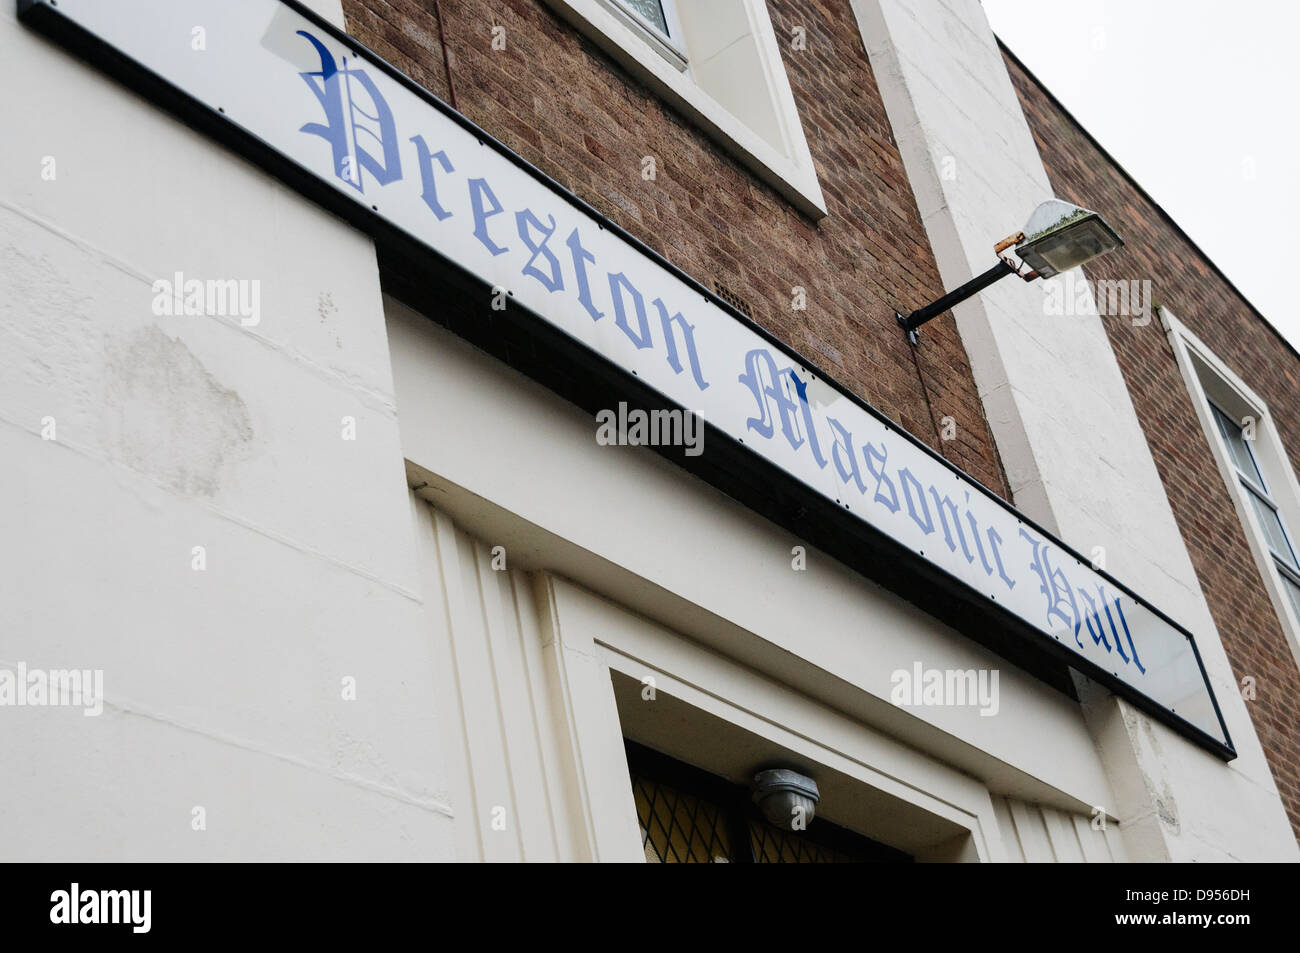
[0,2,454,860]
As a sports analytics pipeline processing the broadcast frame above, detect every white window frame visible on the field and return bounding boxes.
[1163,307,1300,670]
[542,0,828,219]
[598,0,688,71]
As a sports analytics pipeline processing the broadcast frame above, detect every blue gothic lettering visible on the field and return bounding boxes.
[468,177,508,256]
[565,228,603,322]
[608,273,653,349]
[410,135,454,220]
[899,468,933,535]
[516,209,563,292]
[828,418,867,494]
[297,31,402,193]
[863,442,899,513]
[986,527,1016,590]
[1105,595,1145,674]
[1078,586,1146,674]
[1077,586,1113,653]
[652,299,710,392]
[929,486,974,563]
[1020,530,1083,646]
[736,349,828,468]
[965,495,995,577]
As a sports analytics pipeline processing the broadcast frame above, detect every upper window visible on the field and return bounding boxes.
[544,0,827,218]
[601,0,687,70]
[1209,403,1300,623]
[617,0,672,38]
[1164,308,1300,667]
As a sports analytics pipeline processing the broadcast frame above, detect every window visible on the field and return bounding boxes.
[626,740,912,863]
[618,0,670,37]
[1209,404,1300,623]
[543,0,827,218]
[1164,308,1300,666]
[608,0,670,39]
[599,0,687,71]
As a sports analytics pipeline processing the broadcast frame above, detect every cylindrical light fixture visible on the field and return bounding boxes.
[752,768,821,831]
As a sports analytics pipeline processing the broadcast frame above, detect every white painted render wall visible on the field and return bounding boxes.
[0,2,457,859]
[388,300,1130,860]
[411,500,645,861]
[992,794,1123,863]
[0,0,1087,864]
[850,0,1297,860]
[2,0,1287,863]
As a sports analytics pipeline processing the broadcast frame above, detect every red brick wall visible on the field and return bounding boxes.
[1003,47,1300,844]
[339,0,1010,497]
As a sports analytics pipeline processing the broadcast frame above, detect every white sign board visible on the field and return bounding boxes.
[22,0,1233,755]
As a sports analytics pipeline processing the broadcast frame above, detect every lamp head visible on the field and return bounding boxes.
[1014,199,1123,278]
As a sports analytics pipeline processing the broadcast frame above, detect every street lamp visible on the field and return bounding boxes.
[895,199,1124,345]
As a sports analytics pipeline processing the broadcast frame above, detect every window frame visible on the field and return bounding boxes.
[1211,402,1299,564]
[598,0,688,72]
[541,0,828,219]
[1163,308,1300,669]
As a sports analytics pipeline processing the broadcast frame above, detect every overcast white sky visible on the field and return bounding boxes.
[981,0,1299,351]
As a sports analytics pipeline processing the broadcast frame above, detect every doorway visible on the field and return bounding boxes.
[627,740,913,863]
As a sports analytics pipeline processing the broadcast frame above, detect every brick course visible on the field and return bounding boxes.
[339,0,1011,497]
[1004,45,1300,845]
